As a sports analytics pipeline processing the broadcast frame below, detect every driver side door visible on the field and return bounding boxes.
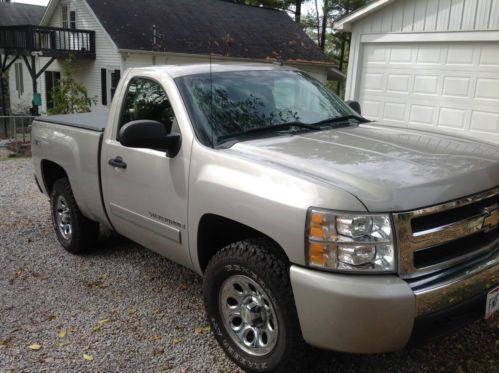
[101,76,191,268]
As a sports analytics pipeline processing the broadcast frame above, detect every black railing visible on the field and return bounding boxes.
[0,25,95,58]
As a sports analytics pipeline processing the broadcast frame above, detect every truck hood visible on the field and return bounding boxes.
[231,124,499,212]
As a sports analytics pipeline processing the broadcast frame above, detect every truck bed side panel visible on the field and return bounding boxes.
[32,121,110,228]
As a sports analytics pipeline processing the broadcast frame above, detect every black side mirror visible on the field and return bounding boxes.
[346,100,362,115]
[119,120,181,158]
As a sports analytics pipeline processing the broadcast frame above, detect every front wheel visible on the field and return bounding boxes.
[203,239,310,372]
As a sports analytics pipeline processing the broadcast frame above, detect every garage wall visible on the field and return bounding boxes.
[356,0,499,34]
[344,0,499,143]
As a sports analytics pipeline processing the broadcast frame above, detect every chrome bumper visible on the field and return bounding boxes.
[414,250,498,315]
[290,252,498,354]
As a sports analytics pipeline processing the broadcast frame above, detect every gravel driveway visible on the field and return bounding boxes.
[1,158,497,372]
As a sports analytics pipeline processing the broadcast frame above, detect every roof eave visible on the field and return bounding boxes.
[118,49,334,67]
[333,0,398,32]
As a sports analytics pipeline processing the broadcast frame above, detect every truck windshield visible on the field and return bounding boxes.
[176,70,362,147]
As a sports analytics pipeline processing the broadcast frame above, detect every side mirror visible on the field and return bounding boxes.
[346,100,361,115]
[119,120,181,158]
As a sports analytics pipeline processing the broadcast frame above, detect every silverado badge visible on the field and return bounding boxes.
[483,205,499,232]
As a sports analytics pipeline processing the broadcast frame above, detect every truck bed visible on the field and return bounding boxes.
[37,111,108,132]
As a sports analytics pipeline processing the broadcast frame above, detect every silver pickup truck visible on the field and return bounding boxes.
[32,63,498,372]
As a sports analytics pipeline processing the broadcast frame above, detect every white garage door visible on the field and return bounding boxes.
[359,42,499,144]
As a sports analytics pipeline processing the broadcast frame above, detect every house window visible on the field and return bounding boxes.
[70,11,76,29]
[45,71,61,110]
[61,4,69,28]
[14,62,24,98]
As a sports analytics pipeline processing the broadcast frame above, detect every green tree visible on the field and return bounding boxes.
[237,0,307,23]
[48,57,96,115]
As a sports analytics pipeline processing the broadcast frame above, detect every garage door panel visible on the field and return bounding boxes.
[479,46,499,66]
[413,75,440,95]
[446,46,475,65]
[416,46,443,64]
[387,74,411,93]
[410,105,435,125]
[470,111,499,133]
[475,78,499,100]
[438,107,467,129]
[359,42,499,144]
[442,77,471,97]
[383,102,407,121]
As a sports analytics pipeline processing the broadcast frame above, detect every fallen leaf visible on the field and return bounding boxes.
[28,343,42,351]
[128,308,137,316]
[172,338,182,345]
[7,369,14,373]
[195,326,211,334]
[98,318,110,325]
[57,329,66,338]
[83,353,93,361]
[99,273,109,281]
[91,325,101,333]
[152,287,162,293]
[150,335,162,341]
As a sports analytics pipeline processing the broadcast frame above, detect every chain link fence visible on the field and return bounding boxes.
[0,116,34,157]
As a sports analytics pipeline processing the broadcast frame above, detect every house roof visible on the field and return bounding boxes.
[83,0,328,64]
[333,0,397,31]
[0,2,45,26]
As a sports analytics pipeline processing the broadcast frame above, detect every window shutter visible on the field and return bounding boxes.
[15,63,19,93]
[19,63,23,95]
[70,11,76,29]
[101,68,107,106]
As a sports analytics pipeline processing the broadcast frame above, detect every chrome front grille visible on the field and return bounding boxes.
[393,187,499,279]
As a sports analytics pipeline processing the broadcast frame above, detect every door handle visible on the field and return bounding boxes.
[108,156,127,169]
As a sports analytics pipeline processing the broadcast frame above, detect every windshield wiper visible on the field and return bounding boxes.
[217,122,320,143]
[312,115,370,126]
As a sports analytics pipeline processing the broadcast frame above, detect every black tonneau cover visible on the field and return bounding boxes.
[37,111,108,132]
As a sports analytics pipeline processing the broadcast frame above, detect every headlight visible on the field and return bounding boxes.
[306,209,396,273]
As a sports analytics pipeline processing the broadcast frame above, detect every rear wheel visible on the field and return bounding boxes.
[203,239,310,372]
[50,178,99,254]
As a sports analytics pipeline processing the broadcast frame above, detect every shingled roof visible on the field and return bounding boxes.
[85,0,328,63]
[0,2,45,26]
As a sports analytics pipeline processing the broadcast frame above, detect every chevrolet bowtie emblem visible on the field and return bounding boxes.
[483,205,499,232]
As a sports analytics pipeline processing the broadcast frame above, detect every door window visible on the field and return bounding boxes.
[118,77,175,136]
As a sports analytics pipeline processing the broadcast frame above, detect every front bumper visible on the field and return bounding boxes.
[290,251,498,354]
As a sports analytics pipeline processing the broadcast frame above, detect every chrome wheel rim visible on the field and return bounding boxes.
[219,274,279,357]
[55,195,72,240]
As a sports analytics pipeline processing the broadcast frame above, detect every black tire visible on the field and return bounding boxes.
[50,178,99,254]
[203,238,311,373]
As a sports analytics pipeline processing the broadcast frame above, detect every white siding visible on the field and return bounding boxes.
[8,59,33,114]
[345,0,499,100]
[356,0,499,33]
[36,0,120,113]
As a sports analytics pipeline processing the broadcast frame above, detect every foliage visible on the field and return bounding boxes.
[48,57,96,115]
[235,0,309,22]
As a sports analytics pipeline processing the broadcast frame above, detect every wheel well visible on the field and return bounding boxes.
[197,214,289,272]
[41,160,68,195]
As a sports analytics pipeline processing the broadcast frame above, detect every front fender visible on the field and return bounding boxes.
[187,142,367,274]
